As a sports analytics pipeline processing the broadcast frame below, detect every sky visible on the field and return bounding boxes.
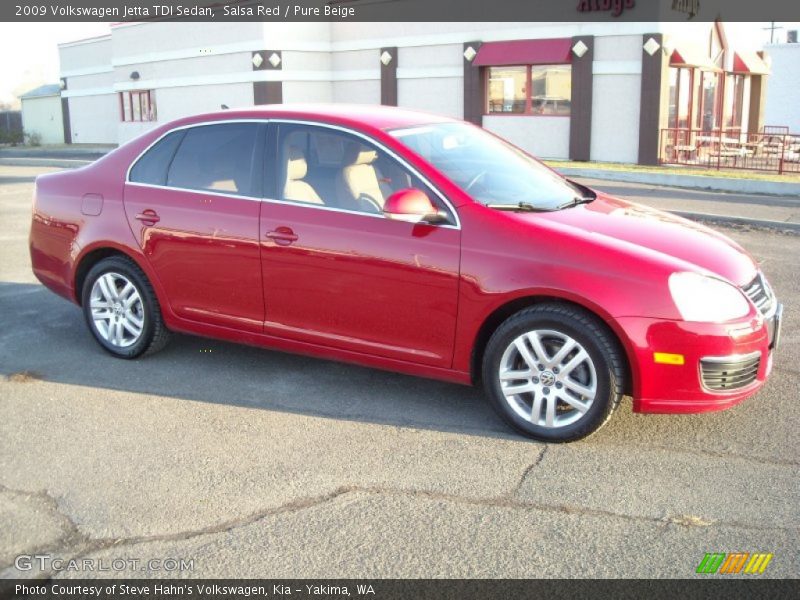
[0,23,110,107]
[0,21,796,108]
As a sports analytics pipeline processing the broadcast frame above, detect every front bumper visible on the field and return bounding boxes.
[619,303,782,414]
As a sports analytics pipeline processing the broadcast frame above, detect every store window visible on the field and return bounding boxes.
[723,74,746,131]
[486,65,571,116]
[668,67,693,130]
[120,90,156,122]
[697,71,721,132]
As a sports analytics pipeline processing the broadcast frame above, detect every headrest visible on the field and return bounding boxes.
[286,146,308,181]
[343,141,378,167]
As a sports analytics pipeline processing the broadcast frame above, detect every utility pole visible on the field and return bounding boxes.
[763,22,784,44]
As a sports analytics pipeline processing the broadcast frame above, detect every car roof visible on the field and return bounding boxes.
[175,103,456,132]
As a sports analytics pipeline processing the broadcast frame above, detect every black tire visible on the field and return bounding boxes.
[481,303,626,442]
[81,256,171,358]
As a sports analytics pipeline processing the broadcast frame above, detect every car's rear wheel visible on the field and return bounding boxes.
[482,303,625,442]
[81,256,170,358]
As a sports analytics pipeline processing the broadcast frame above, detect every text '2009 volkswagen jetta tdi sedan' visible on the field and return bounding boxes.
[29,105,782,441]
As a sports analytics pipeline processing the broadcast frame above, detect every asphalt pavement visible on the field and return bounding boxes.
[0,165,798,579]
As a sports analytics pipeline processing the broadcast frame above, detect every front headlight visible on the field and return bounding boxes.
[668,272,751,323]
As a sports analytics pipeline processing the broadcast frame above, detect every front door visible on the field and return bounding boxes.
[124,121,266,333]
[259,122,461,368]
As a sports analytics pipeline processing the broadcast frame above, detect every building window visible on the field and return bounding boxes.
[723,74,746,131]
[486,65,571,116]
[697,71,721,132]
[120,90,156,122]
[668,67,694,130]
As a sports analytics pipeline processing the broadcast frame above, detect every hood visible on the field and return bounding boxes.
[529,193,758,286]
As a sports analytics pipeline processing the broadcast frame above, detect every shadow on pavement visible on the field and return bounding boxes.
[0,281,514,440]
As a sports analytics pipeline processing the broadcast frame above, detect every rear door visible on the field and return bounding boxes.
[124,121,266,333]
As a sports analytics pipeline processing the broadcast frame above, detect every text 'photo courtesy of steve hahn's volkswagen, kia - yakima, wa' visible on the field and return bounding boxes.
[29,104,782,442]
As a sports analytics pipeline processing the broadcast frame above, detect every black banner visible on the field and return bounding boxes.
[1,579,798,600]
[3,0,800,22]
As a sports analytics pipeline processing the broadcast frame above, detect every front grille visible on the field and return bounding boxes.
[742,273,775,315]
[700,353,761,391]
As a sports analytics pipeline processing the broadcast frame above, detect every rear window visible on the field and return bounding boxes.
[128,131,184,186]
[166,123,259,197]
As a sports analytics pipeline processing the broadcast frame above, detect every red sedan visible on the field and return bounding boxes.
[29,105,782,441]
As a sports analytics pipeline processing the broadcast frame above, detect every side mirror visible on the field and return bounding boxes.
[382,188,446,224]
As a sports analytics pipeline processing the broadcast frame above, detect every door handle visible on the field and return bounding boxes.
[265,227,298,246]
[135,210,160,225]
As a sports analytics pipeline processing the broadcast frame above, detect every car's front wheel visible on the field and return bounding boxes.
[81,256,170,358]
[482,303,626,442]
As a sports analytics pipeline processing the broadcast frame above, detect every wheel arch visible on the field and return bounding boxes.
[73,244,160,308]
[470,294,638,397]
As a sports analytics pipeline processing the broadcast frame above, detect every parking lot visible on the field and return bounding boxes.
[1,164,798,578]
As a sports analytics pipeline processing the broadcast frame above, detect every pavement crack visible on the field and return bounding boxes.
[0,484,359,574]
[511,445,548,495]
[346,486,795,534]
[0,483,89,554]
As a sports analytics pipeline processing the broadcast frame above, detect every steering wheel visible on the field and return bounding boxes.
[464,170,488,192]
[357,193,383,214]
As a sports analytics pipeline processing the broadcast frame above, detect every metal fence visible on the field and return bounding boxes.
[659,127,800,175]
[0,111,23,144]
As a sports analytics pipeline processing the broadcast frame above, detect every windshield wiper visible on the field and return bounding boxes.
[559,196,595,209]
[484,202,549,212]
[559,180,597,208]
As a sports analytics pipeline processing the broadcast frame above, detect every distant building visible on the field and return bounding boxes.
[764,42,800,132]
[20,84,64,145]
[58,21,771,164]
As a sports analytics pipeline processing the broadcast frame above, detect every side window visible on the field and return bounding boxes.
[276,124,453,223]
[128,131,184,186]
[167,123,259,197]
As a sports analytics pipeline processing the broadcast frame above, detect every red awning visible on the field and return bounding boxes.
[732,51,770,75]
[473,38,572,67]
[669,48,721,72]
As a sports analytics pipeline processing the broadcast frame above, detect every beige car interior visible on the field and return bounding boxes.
[335,141,393,212]
[280,128,416,214]
[283,145,323,204]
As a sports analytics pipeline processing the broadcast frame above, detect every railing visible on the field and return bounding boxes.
[659,128,800,175]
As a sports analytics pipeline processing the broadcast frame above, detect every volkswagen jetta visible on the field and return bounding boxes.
[29,105,782,441]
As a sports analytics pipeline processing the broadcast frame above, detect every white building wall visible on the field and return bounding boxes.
[60,35,117,144]
[117,83,255,143]
[397,44,463,119]
[282,82,333,103]
[331,49,380,104]
[398,78,463,120]
[590,35,642,163]
[60,36,113,73]
[68,94,118,144]
[483,116,571,159]
[281,50,334,103]
[764,44,800,132]
[21,95,64,145]
[57,21,707,154]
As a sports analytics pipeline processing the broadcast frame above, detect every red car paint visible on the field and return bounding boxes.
[29,105,778,414]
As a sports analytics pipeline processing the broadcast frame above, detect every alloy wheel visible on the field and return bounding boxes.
[498,329,597,428]
[89,272,145,348]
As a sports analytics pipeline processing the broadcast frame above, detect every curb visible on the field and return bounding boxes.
[671,210,800,234]
[0,158,93,168]
[557,167,800,198]
[2,158,797,233]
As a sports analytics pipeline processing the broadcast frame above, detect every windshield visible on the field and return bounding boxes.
[390,122,590,210]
